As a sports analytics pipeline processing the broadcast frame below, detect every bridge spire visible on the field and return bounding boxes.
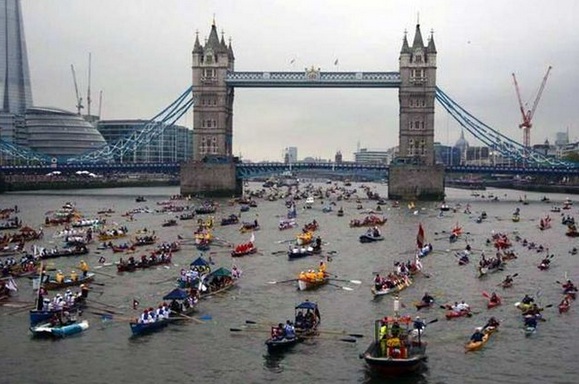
[401,29,411,53]
[412,23,425,48]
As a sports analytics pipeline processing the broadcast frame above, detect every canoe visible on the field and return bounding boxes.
[30,320,89,338]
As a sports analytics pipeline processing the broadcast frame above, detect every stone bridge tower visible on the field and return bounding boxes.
[388,24,445,201]
[181,22,241,197]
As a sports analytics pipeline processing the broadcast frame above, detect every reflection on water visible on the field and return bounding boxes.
[263,352,285,373]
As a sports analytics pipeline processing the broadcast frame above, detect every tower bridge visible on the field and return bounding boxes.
[182,21,443,199]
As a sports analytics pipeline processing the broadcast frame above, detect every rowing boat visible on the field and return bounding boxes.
[30,320,89,338]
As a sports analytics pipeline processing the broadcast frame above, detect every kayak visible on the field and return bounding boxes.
[465,333,489,352]
[415,301,433,310]
[465,325,497,352]
[559,303,570,314]
[487,297,502,309]
[524,325,536,336]
[515,302,533,312]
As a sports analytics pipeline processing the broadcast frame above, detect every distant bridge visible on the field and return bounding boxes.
[2,161,577,180]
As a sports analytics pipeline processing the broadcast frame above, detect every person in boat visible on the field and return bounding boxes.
[470,327,485,342]
[563,280,577,294]
[421,292,435,304]
[521,294,534,305]
[55,270,65,284]
[524,314,538,329]
[273,323,286,340]
[540,256,551,267]
[413,316,426,335]
[318,260,327,274]
[372,226,380,237]
[489,292,500,304]
[483,317,500,330]
[457,301,470,312]
[503,275,514,286]
[284,320,296,339]
[390,321,402,338]
[304,309,316,329]
[79,260,89,277]
[70,270,78,282]
[80,284,89,299]
[560,295,571,308]
[295,311,305,329]
[522,303,543,317]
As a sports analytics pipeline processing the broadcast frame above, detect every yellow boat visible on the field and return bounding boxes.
[464,326,497,353]
[297,230,313,246]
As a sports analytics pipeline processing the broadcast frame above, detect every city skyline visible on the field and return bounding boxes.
[20,0,579,162]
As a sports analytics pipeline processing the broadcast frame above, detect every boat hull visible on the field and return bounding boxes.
[265,336,300,354]
[130,320,169,336]
[30,320,89,338]
[297,278,328,291]
[361,342,426,376]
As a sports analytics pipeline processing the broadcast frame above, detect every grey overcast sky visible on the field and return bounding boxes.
[21,0,578,162]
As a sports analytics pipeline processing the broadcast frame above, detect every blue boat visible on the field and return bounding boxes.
[30,320,89,338]
[129,319,169,336]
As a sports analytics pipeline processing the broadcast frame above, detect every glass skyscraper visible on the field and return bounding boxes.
[0,0,33,114]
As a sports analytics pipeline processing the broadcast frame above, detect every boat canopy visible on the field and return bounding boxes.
[207,267,231,277]
[163,288,189,300]
[190,257,210,267]
[295,300,318,310]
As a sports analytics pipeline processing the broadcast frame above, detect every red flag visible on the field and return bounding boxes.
[417,223,425,249]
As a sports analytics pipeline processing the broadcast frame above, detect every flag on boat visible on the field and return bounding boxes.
[417,223,425,249]
[250,232,255,243]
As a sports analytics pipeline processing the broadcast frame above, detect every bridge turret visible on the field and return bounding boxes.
[191,21,235,161]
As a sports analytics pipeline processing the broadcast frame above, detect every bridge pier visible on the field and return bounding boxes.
[180,161,242,198]
[388,164,445,201]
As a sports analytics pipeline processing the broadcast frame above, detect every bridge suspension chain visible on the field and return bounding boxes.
[435,87,574,168]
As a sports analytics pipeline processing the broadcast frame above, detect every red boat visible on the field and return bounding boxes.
[445,309,471,320]
[231,242,257,257]
[559,302,570,314]
[487,297,502,309]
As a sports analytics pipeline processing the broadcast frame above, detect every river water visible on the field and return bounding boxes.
[0,184,577,384]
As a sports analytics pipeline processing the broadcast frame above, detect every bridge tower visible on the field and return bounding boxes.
[181,21,241,197]
[388,24,445,201]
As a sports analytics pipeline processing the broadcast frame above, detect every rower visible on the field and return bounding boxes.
[521,294,534,305]
[483,317,500,330]
[489,292,500,304]
[413,316,426,335]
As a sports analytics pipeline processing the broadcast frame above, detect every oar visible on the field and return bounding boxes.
[318,329,364,338]
[329,278,362,285]
[267,278,297,285]
[427,318,439,325]
[150,276,176,285]
[170,310,203,324]
[92,270,116,279]
[87,298,121,310]
[328,282,353,291]
[230,327,269,333]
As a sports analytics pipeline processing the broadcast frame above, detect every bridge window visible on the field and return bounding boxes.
[414,54,423,63]
[204,68,216,78]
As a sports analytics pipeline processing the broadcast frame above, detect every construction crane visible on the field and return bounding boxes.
[512,66,552,148]
[70,64,83,115]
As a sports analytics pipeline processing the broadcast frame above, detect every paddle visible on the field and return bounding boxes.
[170,310,204,324]
[267,278,297,285]
[427,318,439,325]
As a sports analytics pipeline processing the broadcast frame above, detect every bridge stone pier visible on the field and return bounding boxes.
[181,22,444,200]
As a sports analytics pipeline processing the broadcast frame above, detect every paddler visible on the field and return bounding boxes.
[470,327,485,342]
[55,270,65,283]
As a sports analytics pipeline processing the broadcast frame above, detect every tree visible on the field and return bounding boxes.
[563,151,579,163]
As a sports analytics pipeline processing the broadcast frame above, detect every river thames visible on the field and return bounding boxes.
[0,183,577,384]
